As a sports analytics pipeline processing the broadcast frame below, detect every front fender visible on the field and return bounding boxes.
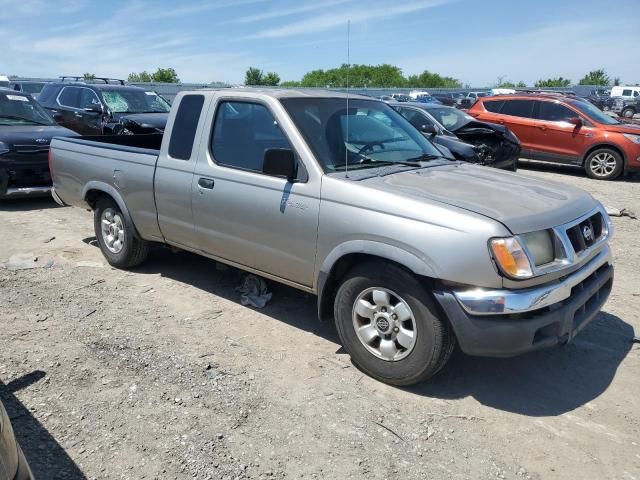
[315,239,440,300]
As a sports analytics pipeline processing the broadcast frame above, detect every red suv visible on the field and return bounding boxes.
[468,93,640,179]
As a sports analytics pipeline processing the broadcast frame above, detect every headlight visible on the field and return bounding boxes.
[622,134,640,144]
[0,141,10,155]
[489,237,533,279]
[520,230,554,266]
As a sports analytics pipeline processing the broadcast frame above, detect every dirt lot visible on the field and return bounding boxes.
[1,164,639,480]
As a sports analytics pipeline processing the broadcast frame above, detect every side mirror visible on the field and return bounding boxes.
[84,104,103,114]
[568,117,582,127]
[263,148,296,181]
[420,123,437,135]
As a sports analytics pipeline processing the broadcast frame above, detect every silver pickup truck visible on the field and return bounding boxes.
[50,89,614,385]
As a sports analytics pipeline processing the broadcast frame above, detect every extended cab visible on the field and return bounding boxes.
[50,89,614,385]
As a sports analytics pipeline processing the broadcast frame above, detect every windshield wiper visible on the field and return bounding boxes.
[332,159,421,170]
[406,153,444,162]
[0,115,48,126]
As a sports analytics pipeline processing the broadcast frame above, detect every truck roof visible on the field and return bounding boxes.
[192,87,376,101]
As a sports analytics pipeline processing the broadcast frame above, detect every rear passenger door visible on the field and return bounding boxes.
[484,99,537,153]
[191,98,321,287]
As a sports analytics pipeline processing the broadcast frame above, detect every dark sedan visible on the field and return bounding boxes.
[0,399,34,480]
[0,88,78,198]
[391,102,520,170]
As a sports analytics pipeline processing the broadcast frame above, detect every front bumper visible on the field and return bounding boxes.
[0,164,51,199]
[434,247,613,357]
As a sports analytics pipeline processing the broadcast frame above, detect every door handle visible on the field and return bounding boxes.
[497,120,505,124]
[198,178,215,190]
[74,112,83,118]
[538,125,547,131]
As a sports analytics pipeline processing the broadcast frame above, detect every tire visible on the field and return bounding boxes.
[584,148,624,180]
[94,197,149,268]
[621,108,636,119]
[334,262,455,386]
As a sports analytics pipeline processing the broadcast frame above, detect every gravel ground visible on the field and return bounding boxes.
[0,163,639,480]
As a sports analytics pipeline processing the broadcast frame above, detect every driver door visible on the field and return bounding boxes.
[191,99,321,287]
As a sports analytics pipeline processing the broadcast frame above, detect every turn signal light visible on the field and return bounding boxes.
[490,237,533,279]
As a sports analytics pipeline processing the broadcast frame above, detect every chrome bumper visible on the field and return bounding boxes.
[453,246,612,316]
[1,186,51,198]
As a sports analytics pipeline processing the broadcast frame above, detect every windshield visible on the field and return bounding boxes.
[101,89,170,114]
[0,92,55,126]
[281,98,444,172]
[568,99,620,125]
[424,106,475,131]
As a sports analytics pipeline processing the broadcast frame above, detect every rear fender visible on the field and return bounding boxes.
[82,181,141,238]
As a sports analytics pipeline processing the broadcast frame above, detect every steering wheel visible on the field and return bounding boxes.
[358,141,385,155]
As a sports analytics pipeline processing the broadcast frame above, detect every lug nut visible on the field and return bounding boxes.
[381,307,387,313]
[391,314,397,320]
[393,327,399,333]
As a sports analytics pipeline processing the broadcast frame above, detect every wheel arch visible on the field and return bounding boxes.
[581,143,627,168]
[316,241,440,322]
[83,182,141,238]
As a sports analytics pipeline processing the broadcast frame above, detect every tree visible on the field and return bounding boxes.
[245,67,264,86]
[262,72,281,86]
[516,81,527,88]
[151,68,179,83]
[280,80,301,87]
[83,73,96,80]
[613,77,621,86]
[405,70,461,88]
[534,77,571,88]
[128,71,153,82]
[579,69,611,86]
[127,68,179,83]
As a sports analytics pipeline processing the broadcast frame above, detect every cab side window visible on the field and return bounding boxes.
[536,101,575,122]
[483,100,505,113]
[211,101,292,172]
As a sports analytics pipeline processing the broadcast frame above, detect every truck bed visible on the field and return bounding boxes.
[50,134,164,241]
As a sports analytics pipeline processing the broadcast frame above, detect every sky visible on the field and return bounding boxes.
[1,0,638,86]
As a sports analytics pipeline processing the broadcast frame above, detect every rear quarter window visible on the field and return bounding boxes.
[168,94,205,160]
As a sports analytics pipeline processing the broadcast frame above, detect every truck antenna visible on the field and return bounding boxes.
[345,20,351,179]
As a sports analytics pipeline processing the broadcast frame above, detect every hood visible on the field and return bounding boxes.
[359,163,597,234]
[602,122,640,134]
[113,112,168,130]
[0,124,78,147]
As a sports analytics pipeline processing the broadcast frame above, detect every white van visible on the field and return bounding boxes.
[0,75,10,88]
[609,86,640,99]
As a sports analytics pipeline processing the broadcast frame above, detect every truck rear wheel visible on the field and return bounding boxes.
[94,197,148,268]
[334,262,455,386]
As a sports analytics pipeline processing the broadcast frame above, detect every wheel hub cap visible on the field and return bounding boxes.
[352,287,417,362]
[590,153,616,177]
[101,208,125,254]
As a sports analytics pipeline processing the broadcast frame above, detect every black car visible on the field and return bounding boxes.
[431,92,465,107]
[8,81,47,98]
[37,78,170,135]
[0,88,78,198]
[581,88,610,111]
[0,399,34,479]
[391,102,520,170]
[611,96,639,119]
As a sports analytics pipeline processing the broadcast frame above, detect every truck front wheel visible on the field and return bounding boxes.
[334,263,455,386]
[94,197,149,268]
